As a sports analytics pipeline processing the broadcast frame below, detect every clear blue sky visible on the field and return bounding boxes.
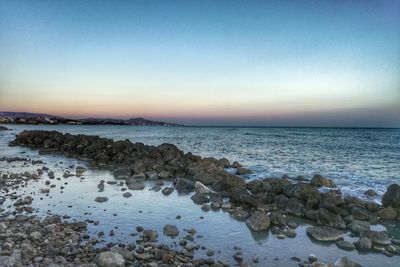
[1,0,399,126]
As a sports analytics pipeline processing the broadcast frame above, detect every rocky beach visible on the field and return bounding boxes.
[1,127,400,267]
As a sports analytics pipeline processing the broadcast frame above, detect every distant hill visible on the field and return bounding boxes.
[0,111,183,126]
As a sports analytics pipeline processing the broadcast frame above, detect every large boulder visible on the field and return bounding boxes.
[382,184,400,208]
[306,226,343,242]
[286,198,304,217]
[378,206,398,220]
[246,211,270,231]
[95,251,125,267]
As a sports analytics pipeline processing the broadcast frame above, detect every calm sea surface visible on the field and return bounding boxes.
[1,124,400,266]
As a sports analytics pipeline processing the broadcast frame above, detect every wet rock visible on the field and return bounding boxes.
[355,237,372,251]
[173,177,195,193]
[306,226,343,242]
[336,240,356,251]
[236,166,252,175]
[95,251,125,267]
[334,256,362,267]
[231,209,250,221]
[269,211,286,227]
[191,192,210,205]
[95,196,108,203]
[122,192,132,198]
[75,166,86,176]
[364,189,378,197]
[126,180,145,190]
[348,220,370,233]
[378,206,398,220]
[163,224,179,237]
[350,205,370,221]
[286,198,304,216]
[246,211,270,231]
[360,230,391,245]
[308,254,318,263]
[382,184,400,208]
[195,181,213,194]
[29,231,42,241]
[316,208,346,229]
[161,187,174,196]
[310,174,335,188]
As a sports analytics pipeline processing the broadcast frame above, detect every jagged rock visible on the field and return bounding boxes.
[246,211,270,231]
[195,181,213,194]
[306,226,343,242]
[191,192,209,205]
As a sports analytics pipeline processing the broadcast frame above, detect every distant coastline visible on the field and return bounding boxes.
[0,111,183,126]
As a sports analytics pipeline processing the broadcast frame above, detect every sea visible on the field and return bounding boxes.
[1,124,399,266]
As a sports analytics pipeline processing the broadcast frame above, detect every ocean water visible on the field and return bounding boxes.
[2,124,399,198]
[1,124,400,266]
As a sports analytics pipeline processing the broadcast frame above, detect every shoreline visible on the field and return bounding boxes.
[1,130,400,266]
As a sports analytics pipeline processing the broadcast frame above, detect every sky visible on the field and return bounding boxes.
[0,0,399,127]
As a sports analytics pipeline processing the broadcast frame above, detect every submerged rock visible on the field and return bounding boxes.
[163,224,179,237]
[95,196,108,203]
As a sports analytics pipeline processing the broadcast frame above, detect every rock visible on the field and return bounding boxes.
[206,249,214,257]
[364,189,378,196]
[310,174,335,188]
[95,251,125,267]
[231,209,250,221]
[0,126,10,130]
[174,177,195,192]
[284,182,320,207]
[122,192,132,198]
[246,211,270,231]
[126,180,145,190]
[316,208,346,229]
[350,205,370,221]
[236,166,252,175]
[355,237,372,251]
[308,254,318,263]
[360,230,391,245]
[161,187,174,196]
[378,206,398,220]
[269,211,286,227]
[336,240,356,251]
[334,257,362,267]
[306,226,343,242]
[382,184,400,208]
[75,166,86,176]
[191,192,209,205]
[285,198,304,216]
[163,224,179,237]
[40,188,50,194]
[95,197,108,203]
[348,220,370,233]
[195,181,213,194]
[29,231,42,241]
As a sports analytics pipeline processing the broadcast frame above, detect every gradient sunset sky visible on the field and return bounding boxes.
[1,0,399,126]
